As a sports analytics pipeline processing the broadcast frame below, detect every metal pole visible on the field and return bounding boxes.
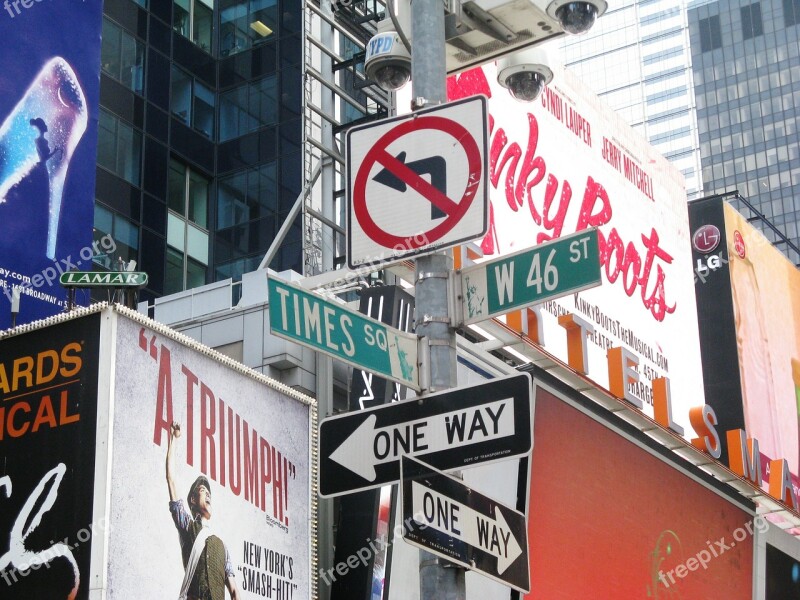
[411,1,464,599]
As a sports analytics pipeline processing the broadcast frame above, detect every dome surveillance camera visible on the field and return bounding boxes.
[497,48,554,103]
[546,0,608,35]
[365,30,411,92]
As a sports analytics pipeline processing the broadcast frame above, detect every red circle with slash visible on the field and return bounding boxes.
[353,115,482,249]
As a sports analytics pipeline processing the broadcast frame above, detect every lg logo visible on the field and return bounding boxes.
[332,0,354,9]
[692,224,721,254]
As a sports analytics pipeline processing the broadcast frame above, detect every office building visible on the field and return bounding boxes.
[557,0,704,197]
[558,0,800,263]
[688,0,800,261]
[94,0,388,301]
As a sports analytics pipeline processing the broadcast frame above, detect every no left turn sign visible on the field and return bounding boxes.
[347,96,488,269]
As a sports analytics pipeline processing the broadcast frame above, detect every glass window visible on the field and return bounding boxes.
[165,247,185,294]
[785,0,800,27]
[169,159,209,227]
[217,163,277,229]
[166,160,210,293]
[93,203,139,267]
[699,15,722,52]
[101,18,145,93]
[171,66,215,138]
[220,0,278,57]
[219,76,277,141]
[741,3,763,40]
[97,110,142,186]
[173,0,213,52]
[193,82,215,138]
[188,169,209,228]
[171,66,192,124]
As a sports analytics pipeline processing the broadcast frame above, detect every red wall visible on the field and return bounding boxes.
[526,388,754,599]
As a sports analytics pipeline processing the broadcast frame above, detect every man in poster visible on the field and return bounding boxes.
[166,422,241,600]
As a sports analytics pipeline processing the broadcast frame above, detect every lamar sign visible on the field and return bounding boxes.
[60,271,148,287]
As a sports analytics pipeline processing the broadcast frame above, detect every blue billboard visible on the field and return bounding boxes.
[0,0,104,328]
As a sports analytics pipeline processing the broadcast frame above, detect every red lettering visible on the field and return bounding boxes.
[243,420,259,507]
[200,383,216,481]
[152,346,173,447]
[227,407,242,496]
[260,438,272,514]
[181,365,197,466]
[218,397,226,487]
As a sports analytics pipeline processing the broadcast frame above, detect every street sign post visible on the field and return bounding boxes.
[460,229,602,325]
[319,373,532,497]
[347,96,488,269]
[267,277,420,390]
[401,455,530,593]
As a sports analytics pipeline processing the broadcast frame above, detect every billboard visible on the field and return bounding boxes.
[0,0,103,328]
[104,312,315,599]
[446,63,705,435]
[0,312,101,599]
[690,197,800,496]
[526,384,755,598]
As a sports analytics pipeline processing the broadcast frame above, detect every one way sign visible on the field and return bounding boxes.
[319,373,532,497]
[347,96,488,269]
[401,455,529,593]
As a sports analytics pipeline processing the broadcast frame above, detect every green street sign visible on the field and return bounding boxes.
[60,271,149,287]
[460,229,602,326]
[267,277,420,391]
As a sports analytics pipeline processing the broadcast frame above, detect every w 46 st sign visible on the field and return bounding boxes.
[460,229,601,325]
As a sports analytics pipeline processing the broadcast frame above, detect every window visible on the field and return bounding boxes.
[219,0,278,57]
[97,110,142,186]
[219,76,277,141]
[169,159,209,228]
[166,161,210,293]
[217,163,277,229]
[101,18,145,93]
[171,66,215,138]
[785,0,800,26]
[93,203,139,268]
[699,15,722,52]
[174,0,213,52]
[741,3,763,40]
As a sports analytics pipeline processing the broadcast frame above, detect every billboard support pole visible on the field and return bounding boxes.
[409,1,465,598]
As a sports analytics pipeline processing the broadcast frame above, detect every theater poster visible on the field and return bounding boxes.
[0,311,101,599]
[104,311,315,600]
[444,63,706,436]
[0,0,103,327]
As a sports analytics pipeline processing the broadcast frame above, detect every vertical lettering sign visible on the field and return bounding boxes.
[0,313,101,599]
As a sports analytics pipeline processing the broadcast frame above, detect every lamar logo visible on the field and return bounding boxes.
[692,224,721,254]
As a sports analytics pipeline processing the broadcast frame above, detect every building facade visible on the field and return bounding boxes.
[557,0,704,197]
[688,0,800,261]
[558,0,800,264]
[94,0,388,302]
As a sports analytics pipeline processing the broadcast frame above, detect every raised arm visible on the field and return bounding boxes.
[227,574,241,600]
[166,421,181,502]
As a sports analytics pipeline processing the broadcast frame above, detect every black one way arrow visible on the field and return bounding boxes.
[373,151,447,219]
